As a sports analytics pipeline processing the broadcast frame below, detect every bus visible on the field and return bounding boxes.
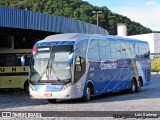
[29,33,151,102]
[0,49,31,92]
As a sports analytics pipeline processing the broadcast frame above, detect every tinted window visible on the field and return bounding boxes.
[75,39,88,58]
[5,55,16,66]
[130,43,136,58]
[99,40,111,60]
[145,43,150,58]
[16,53,31,66]
[0,53,31,67]
[0,55,5,66]
[121,42,130,58]
[88,39,100,61]
[110,40,121,59]
[139,43,150,58]
[139,43,146,58]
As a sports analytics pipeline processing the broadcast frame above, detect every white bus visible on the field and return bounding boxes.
[29,33,151,103]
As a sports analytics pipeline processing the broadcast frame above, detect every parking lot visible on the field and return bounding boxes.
[0,75,160,119]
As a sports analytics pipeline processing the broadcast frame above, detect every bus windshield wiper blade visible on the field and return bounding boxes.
[38,59,61,82]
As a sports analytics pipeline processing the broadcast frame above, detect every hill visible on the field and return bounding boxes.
[0,0,152,35]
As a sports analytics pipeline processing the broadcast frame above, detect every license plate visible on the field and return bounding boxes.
[44,93,52,97]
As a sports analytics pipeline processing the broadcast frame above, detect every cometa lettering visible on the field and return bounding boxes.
[100,61,117,70]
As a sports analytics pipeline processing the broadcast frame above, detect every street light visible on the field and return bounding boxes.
[92,11,102,26]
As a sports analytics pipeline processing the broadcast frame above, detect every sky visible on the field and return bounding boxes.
[84,0,160,31]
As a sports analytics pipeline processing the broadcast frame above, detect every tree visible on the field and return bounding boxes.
[0,0,152,35]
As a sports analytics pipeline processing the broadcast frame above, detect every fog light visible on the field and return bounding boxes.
[29,84,35,91]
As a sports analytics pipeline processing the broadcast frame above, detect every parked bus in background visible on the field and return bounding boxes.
[29,33,151,103]
[0,49,31,92]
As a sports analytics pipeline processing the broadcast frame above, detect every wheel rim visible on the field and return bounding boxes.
[138,82,141,91]
[86,87,91,100]
[132,82,136,92]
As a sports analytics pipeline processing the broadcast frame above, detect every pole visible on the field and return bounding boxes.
[97,12,98,26]
[92,11,102,26]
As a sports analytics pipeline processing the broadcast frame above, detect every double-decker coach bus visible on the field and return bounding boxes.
[29,33,151,103]
[0,49,31,92]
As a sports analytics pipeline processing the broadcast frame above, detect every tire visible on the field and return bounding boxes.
[24,80,29,93]
[136,80,142,92]
[129,80,136,94]
[48,99,56,103]
[83,85,91,102]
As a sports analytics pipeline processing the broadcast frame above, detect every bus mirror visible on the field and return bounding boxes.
[21,54,26,66]
[68,53,73,64]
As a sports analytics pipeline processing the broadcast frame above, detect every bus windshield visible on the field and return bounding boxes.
[30,45,73,83]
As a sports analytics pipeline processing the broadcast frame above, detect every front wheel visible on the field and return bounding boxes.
[82,86,91,102]
[24,80,29,93]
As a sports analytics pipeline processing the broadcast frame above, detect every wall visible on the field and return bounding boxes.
[126,33,156,53]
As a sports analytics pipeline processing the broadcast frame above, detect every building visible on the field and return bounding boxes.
[117,23,160,55]
[0,7,108,49]
[127,32,160,54]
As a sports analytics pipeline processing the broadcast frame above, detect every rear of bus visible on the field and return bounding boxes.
[0,49,31,92]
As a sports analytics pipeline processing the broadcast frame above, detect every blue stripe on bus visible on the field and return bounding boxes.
[35,41,75,46]
[34,85,63,92]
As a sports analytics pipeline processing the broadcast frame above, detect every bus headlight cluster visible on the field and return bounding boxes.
[29,84,35,91]
[61,83,72,91]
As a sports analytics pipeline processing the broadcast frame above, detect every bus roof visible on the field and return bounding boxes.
[35,33,148,46]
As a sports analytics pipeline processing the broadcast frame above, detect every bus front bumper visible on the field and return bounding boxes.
[29,84,83,99]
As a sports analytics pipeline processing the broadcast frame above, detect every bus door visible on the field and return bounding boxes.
[74,56,86,83]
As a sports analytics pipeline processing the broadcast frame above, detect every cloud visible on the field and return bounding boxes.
[112,1,160,31]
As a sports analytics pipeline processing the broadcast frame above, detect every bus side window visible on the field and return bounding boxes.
[121,42,129,58]
[75,39,88,59]
[5,54,16,66]
[74,56,86,83]
[129,43,136,58]
[15,53,31,66]
[110,40,121,59]
[99,40,111,60]
[139,43,146,58]
[75,56,86,70]
[0,55,5,66]
[75,56,81,71]
[88,39,100,61]
[145,44,150,58]
[25,54,31,66]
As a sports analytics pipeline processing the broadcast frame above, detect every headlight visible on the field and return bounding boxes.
[61,83,72,91]
[29,84,35,91]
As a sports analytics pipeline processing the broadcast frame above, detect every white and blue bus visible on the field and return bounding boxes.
[29,33,151,103]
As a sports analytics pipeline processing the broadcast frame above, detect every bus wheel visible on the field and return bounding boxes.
[136,80,142,92]
[48,99,56,103]
[24,80,29,93]
[83,85,91,102]
[129,79,136,94]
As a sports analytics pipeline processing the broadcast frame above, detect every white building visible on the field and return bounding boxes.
[117,23,160,54]
[126,32,160,54]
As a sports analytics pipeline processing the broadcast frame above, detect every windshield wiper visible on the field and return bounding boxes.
[38,45,60,82]
[38,58,61,82]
